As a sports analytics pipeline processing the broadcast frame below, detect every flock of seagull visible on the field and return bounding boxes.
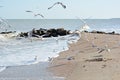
[0,2,66,18]
[26,2,66,18]
[0,2,67,31]
[26,10,44,18]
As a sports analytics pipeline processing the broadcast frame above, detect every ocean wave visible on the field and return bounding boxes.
[0,34,80,67]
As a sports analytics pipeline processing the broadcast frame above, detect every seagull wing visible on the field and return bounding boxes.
[37,14,44,18]
[61,4,66,9]
[48,6,53,10]
[0,17,11,30]
[48,2,61,9]
[34,13,44,18]
[76,17,84,23]
[40,14,44,18]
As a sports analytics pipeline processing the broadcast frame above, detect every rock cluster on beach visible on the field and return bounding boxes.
[18,28,70,38]
[0,28,119,39]
[90,30,119,35]
[0,31,16,34]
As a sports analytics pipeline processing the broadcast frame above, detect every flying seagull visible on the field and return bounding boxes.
[34,13,44,18]
[25,10,44,18]
[48,2,66,10]
[76,17,90,32]
[0,17,11,31]
[26,10,33,12]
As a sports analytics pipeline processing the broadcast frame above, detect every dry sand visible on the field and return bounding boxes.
[49,32,120,80]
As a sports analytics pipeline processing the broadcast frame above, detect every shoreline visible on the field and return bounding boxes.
[0,31,119,80]
[49,32,120,80]
[0,62,61,80]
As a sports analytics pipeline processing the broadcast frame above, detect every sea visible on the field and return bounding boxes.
[0,19,120,79]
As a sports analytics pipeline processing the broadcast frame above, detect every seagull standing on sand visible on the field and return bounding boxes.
[25,10,44,18]
[48,2,66,10]
[48,57,53,61]
[98,44,111,53]
[105,44,111,52]
[67,56,75,60]
[34,56,37,61]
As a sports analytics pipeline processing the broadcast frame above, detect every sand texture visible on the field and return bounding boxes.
[49,32,120,80]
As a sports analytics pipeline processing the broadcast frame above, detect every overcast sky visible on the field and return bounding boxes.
[0,0,120,19]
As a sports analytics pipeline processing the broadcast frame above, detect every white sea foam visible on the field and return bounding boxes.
[0,66,6,72]
[0,34,7,41]
[0,33,79,68]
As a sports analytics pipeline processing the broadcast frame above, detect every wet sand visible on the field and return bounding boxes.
[0,62,63,80]
[49,32,120,80]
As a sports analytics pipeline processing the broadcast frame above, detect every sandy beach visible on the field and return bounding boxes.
[49,32,120,80]
[0,32,119,80]
[0,0,120,79]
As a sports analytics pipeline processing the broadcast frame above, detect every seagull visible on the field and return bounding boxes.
[34,56,37,61]
[25,10,44,18]
[105,44,111,52]
[26,10,33,12]
[48,57,53,61]
[48,2,66,10]
[0,18,11,27]
[0,17,11,31]
[97,45,111,53]
[34,13,44,18]
[80,24,90,32]
[67,56,75,60]
[76,17,90,32]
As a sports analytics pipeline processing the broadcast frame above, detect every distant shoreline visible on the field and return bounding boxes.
[6,18,120,20]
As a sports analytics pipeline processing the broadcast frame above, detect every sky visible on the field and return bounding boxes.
[0,0,120,19]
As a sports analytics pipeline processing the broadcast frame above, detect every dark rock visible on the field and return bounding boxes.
[84,30,89,33]
[91,30,106,34]
[0,31,16,34]
[57,28,69,36]
[38,28,47,36]
[85,58,103,62]
[108,31,115,34]
[18,28,70,38]
[19,32,28,37]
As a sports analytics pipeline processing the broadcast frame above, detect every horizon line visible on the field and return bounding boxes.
[5,18,120,19]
